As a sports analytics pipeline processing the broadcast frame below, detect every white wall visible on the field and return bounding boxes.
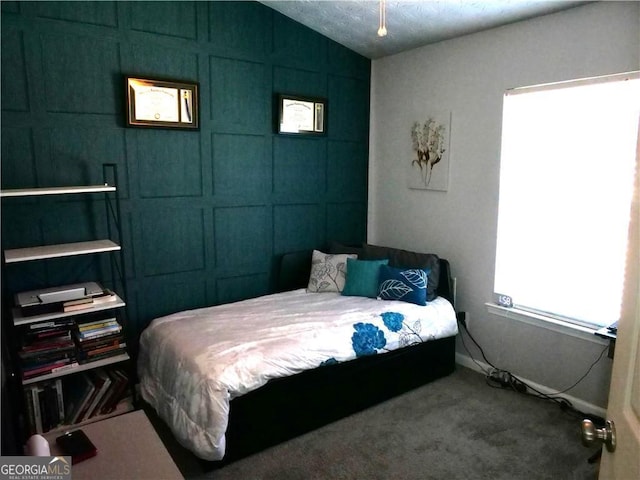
[369,2,640,409]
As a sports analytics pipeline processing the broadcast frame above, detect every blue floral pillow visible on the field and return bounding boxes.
[377,265,431,306]
[342,258,389,298]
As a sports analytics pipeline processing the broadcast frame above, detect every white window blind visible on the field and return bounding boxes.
[494,72,640,328]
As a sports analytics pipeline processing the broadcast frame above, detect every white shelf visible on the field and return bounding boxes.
[0,185,115,197]
[4,239,120,263]
[22,353,130,385]
[13,294,125,326]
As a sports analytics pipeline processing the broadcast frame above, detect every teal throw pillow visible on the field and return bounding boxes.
[342,258,389,298]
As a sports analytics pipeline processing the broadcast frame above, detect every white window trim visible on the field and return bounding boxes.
[493,71,639,333]
[485,302,609,346]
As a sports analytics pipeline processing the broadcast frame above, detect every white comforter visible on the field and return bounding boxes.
[137,289,458,460]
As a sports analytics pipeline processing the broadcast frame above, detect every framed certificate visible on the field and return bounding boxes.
[277,94,326,135]
[126,76,199,129]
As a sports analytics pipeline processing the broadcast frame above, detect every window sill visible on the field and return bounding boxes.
[485,303,608,345]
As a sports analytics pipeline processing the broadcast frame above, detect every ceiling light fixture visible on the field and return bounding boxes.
[377,0,387,37]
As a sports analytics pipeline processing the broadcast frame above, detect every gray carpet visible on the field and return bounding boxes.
[153,366,599,480]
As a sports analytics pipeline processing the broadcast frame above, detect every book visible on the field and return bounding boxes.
[75,334,124,351]
[78,343,127,363]
[77,348,127,365]
[24,386,36,434]
[75,328,122,343]
[74,313,116,325]
[91,290,117,304]
[66,374,96,424]
[78,319,118,331]
[62,297,94,312]
[22,359,75,380]
[77,318,119,331]
[54,379,64,426]
[63,291,117,312]
[94,370,120,415]
[37,386,48,432]
[20,348,75,365]
[44,382,59,429]
[106,370,130,414]
[28,318,75,331]
[98,370,124,414]
[80,342,126,359]
[81,370,111,421]
[76,324,122,341]
[20,341,75,357]
[73,373,101,423]
[22,328,72,344]
[23,325,73,342]
[30,385,43,434]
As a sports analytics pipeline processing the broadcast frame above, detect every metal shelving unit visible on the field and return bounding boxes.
[1,164,133,438]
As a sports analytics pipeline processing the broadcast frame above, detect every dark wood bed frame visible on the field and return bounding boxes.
[215,253,458,465]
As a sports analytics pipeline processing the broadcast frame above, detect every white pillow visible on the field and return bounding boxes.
[307,250,357,293]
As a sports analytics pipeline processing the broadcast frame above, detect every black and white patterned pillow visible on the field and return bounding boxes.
[307,250,357,293]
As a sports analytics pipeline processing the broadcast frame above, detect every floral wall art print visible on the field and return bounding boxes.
[409,112,451,191]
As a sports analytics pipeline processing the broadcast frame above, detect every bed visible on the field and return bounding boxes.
[137,243,459,464]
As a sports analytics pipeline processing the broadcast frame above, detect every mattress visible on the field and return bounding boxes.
[137,289,458,460]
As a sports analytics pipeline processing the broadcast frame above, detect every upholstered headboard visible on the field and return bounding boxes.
[276,244,455,308]
[276,250,313,293]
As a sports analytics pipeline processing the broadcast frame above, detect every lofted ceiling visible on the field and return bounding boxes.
[260,0,591,59]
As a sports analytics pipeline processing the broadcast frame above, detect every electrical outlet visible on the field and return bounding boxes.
[456,311,467,329]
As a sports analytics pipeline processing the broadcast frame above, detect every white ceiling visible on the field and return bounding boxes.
[260,0,590,59]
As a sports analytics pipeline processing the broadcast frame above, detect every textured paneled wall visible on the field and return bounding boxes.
[1,1,370,340]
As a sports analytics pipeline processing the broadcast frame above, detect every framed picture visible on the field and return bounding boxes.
[126,76,199,129]
[408,111,452,191]
[276,94,326,135]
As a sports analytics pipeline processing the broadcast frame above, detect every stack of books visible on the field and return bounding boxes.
[19,319,78,380]
[73,318,126,364]
[62,289,117,313]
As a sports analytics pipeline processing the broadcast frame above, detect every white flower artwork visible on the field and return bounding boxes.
[409,112,451,191]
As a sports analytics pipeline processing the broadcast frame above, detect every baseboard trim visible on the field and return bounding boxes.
[455,353,607,418]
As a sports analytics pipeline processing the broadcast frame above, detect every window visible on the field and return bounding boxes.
[494,72,639,328]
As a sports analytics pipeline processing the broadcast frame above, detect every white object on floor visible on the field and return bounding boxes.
[25,434,50,456]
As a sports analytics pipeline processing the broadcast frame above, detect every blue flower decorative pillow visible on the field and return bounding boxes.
[377,265,430,306]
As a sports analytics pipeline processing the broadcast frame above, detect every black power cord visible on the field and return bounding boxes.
[456,312,607,424]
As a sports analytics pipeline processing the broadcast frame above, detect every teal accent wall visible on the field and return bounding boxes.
[1,1,370,340]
